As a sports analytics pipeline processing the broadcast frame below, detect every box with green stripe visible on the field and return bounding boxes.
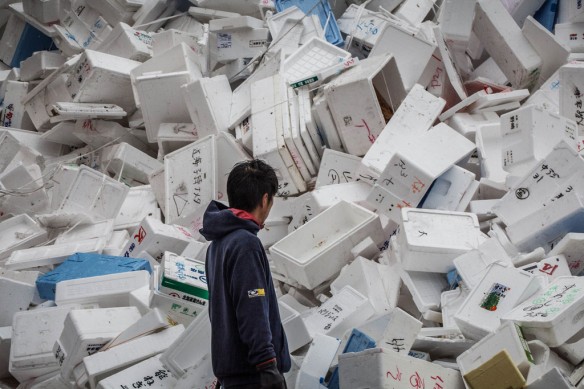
[159,252,208,307]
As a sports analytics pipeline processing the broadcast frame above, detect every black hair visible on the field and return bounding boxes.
[227,159,278,212]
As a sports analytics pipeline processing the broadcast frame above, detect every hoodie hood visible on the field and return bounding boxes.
[199,200,260,241]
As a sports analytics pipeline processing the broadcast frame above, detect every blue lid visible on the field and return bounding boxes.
[36,253,151,301]
[275,0,345,47]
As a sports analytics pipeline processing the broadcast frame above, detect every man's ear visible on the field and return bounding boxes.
[262,193,269,208]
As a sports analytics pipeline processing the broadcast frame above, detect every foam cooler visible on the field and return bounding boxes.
[269,200,384,289]
[504,276,584,347]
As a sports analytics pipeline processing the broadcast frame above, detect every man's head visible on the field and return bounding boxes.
[227,159,279,224]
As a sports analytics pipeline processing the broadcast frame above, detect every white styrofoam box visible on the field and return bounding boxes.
[48,102,127,123]
[4,238,106,271]
[1,81,29,129]
[369,21,436,91]
[503,276,584,347]
[281,37,349,83]
[101,142,163,184]
[447,111,500,142]
[266,6,323,51]
[19,51,65,82]
[172,352,216,389]
[457,321,533,380]
[421,165,477,211]
[289,181,371,232]
[374,307,422,355]
[526,340,574,386]
[64,50,139,113]
[129,285,152,316]
[454,262,540,340]
[441,287,469,331]
[0,15,25,66]
[97,22,153,62]
[312,91,343,152]
[500,105,578,175]
[473,0,542,90]
[22,0,60,23]
[522,16,569,90]
[400,269,448,314]
[96,354,176,389]
[160,308,210,378]
[0,277,35,327]
[55,307,142,380]
[338,347,464,389]
[182,75,231,137]
[72,120,152,153]
[369,123,476,220]
[208,16,268,64]
[77,325,184,389]
[520,255,572,283]
[475,123,509,185]
[287,86,317,178]
[468,89,530,114]
[297,87,323,162]
[526,367,576,389]
[439,90,488,123]
[0,214,47,261]
[130,42,203,109]
[303,286,374,339]
[156,123,199,157]
[101,308,171,352]
[361,84,446,178]
[397,208,481,273]
[9,305,79,383]
[270,201,384,289]
[55,165,129,222]
[159,252,208,309]
[438,0,476,46]
[338,4,390,50]
[132,0,176,32]
[0,131,44,176]
[86,0,137,25]
[314,149,360,188]
[103,230,130,256]
[151,28,202,58]
[114,185,160,231]
[454,237,515,289]
[135,71,194,143]
[324,54,405,157]
[55,271,150,307]
[229,49,282,128]
[150,290,202,327]
[295,333,340,389]
[55,219,114,245]
[493,141,583,227]
[122,216,198,262]
[560,62,584,135]
[251,75,306,195]
[394,0,435,26]
[278,300,311,353]
[258,217,290,248]
[330,257,391,314]
[555,22,584,53]
[0,127,67,158]
[549,233,584,276]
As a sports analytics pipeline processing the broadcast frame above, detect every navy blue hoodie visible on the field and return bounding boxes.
[200,201,291,386]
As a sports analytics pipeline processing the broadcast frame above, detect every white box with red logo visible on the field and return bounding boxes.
[122,217,199,262]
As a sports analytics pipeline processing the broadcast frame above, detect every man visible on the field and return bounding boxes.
[200,159,291,389]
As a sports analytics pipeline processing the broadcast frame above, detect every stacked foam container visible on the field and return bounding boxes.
[0,0,584,388]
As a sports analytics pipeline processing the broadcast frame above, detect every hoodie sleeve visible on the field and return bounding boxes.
[229,248,277,366]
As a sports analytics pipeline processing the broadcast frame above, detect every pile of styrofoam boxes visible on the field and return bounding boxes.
[2,0,584,387]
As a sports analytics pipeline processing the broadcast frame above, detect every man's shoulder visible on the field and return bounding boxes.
[222,228,262,249]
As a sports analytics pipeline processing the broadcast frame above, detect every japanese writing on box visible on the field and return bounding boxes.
[318,304,344,331]
[386,365,447,389]
[118,368,172,388]
[574,87,583,127]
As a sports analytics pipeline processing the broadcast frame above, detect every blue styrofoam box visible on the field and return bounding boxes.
[534,0,559,33]
[8,23,54,68]
[275,0,344,47]
[36,253,152,301]
[327,329,376,389]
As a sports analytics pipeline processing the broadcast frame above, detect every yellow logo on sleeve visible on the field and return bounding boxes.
[248,288,266,298]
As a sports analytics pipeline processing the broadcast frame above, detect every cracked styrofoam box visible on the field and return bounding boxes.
[338,347,464,389]
[270,201,384,289]
[55,307,142,380]
[397,209,481,273]
[454,262,540,340]
[503,276,584,347]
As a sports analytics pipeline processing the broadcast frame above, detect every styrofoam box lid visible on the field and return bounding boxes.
[400,208,481,253]
[504,276,584,328]
[270,200,378,264]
